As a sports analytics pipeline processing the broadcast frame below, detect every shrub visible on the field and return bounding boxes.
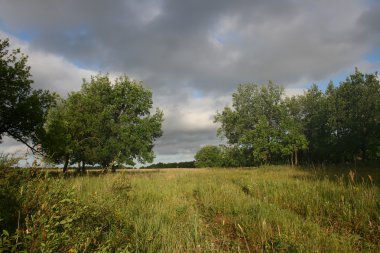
[0,154,24,233]
[21,179,131,252]
[195,145,223,168]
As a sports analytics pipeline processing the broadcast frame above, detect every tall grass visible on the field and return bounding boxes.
[1,166,379,252]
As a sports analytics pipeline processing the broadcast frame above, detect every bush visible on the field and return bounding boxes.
[0,229,30,252]
[0,154,24,232]
[21,178,131,252]
[0,153,132,252]
[195,145,223,168]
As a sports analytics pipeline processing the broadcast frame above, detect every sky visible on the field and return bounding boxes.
[1,0,380,165]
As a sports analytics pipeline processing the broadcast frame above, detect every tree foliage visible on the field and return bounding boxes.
[41,98,72,169]
[215,82,307,166]
[0,38,53,151]
[301,69,380,163]
[141,161,195,169]
[194,145,223,168]
[41,75,163,172]
[214,69,380,166]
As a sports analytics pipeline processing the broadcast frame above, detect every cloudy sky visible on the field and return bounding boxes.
[1,0,379,164]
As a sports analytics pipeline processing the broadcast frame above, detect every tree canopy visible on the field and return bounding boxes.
[301,69,380,163]
[215,82,307,166]
[194,145,223,168]
[213,69,380,166]
[41,75,163,172]
[0,38,53,151]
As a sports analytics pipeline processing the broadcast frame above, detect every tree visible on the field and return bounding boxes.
[220,145,248,167]
[41,97,73,172]
[299,84,334,163]
[279,97,308,166]
[298,69,380,164]
[328,69,380,162]
[215,82,284,165]
[0,38,53,152]
[41,74,163,172]
[215,82,309,166]
[194,145,223,168]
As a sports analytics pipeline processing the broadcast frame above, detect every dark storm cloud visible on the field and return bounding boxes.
[1,0,379,162]
[1,0,377,93]
[155,129,219,155]
[358,4,380,45]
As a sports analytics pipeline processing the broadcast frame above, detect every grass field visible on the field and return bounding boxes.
[2,166,380,252]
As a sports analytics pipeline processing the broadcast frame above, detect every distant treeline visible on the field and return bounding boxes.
[140,161,195,169]
[196,69,380,167]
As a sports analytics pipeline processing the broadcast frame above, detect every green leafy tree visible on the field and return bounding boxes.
[328,69,380,162]
[194,145,223,168]
[279,97,308,165]
[215,82,285,165]
[220,145,247,167]
[215,82,308,166]
[249,115,277,164]
[0,38,53,152]
[41,74,163,172]
[298,84,333,162]
[42,98,73,172]
[299,69,380,163]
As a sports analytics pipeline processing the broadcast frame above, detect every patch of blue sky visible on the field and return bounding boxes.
[191,89,204,99]
[14,30,34,41]
[212,30,240,47]
[302,71,351,92]
[303,51,380,91]
[365,50,380,63]
[0,19,35,42]
[320,72,349,90]
[306,56,380,92]
[71,58,89,70]
[366,0,380,7]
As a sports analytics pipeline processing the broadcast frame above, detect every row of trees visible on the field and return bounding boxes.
[1,38,163,172]
[196,69,380,167]
[140,161,195,169]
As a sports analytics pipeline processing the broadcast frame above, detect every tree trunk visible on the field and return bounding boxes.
[295,151,298,166]
[81,161,86,175]
[63,156,69,174]
[290,153,294,166]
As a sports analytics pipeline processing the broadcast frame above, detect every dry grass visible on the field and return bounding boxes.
[64,166,379,252]
[5,165,379,252]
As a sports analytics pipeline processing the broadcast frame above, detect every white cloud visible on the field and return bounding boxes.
[284,88,306,97]
[163,96,218,131]
[0,136,28,155]
[29,50,96,96]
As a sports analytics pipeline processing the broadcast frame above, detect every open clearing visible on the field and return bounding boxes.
[23,166,377,252]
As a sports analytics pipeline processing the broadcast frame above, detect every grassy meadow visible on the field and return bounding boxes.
[1,166,380,252]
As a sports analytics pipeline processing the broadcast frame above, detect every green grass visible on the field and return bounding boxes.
[2,166,380,252]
